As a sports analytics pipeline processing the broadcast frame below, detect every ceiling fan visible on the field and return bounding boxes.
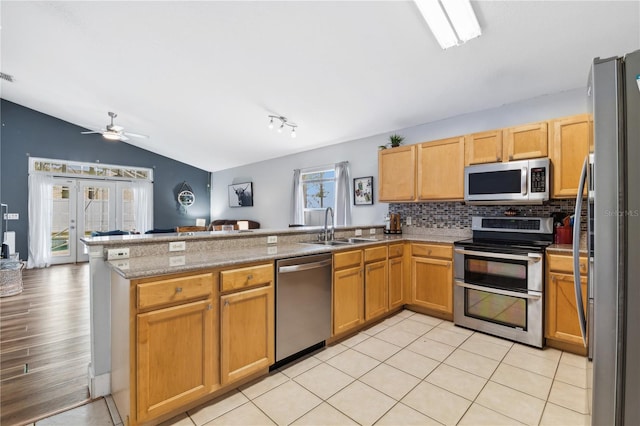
[81,111,148,141]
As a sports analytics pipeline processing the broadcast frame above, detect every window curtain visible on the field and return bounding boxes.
[290,169,304,225]
[334,161,352,226]
[130,180,154,233]
[27,173,55,269]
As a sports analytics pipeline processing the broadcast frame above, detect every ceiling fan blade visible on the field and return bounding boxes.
[118,134,130,142]
[81,130,102,135]
[123,131,149,139]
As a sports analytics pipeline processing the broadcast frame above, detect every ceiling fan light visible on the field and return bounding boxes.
[278,123,284,133]
[291,127,296,138]
[268,117,274,129]
[103,132,120,141]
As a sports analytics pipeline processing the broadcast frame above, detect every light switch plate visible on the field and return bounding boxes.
[267,236,277,244]
[3,213,19,220]
[369,228,376,235]
[169,241,186,251]
[406,216,412,225]
[355,229,362,236]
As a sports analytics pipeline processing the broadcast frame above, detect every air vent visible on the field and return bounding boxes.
[0,72,15,82]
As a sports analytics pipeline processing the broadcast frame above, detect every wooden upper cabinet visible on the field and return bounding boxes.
[504,121,548,161]
[550,114,593,198]
[378,145,416,202]
[417,137,464,201]
[465,130,503,165]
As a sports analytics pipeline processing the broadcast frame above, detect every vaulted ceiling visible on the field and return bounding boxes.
[2,1,638,172]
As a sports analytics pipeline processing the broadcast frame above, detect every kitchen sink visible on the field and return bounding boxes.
[300,237,379,246]
[301,240,352,246]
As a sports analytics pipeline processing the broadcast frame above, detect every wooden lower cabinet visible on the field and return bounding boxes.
[410,243,453,318]
[388,244,404,310]
[333,265,364,335]
[545,253,588,355]
[365,259,388,320]
[136,299,215,423]
[220,276,274,385]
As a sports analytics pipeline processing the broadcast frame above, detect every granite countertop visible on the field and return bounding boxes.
[108,231,467,279]
[547,243,588,254]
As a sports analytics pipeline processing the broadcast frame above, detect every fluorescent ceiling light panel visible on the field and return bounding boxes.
[441,0,481,42]
[415,0,481,49]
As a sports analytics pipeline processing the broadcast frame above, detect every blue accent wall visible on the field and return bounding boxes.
[0,99,210,259]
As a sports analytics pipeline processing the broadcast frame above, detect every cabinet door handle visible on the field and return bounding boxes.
[247,274,253,281]
[207,304,213,310]
[428,250,432,256]
[224,300,230,307]
[509,155,514,161]
[175,287,183,293]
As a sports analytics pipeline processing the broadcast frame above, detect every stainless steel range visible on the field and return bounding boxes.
[454,216,553,348]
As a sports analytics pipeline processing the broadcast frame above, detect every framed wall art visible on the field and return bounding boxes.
[353,176,373,205]
[228,182,253,207]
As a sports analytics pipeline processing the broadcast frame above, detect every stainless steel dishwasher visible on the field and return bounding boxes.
[275,253,332,363]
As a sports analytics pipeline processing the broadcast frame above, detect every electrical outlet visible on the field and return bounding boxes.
[267,235,277,244]
[3,213,19,220]
[369,228,377,235]
[169,241,186,252]
[112,260,129,270]
[107,248,130,260]
[355,229,362,236]
[406,216,412,226]
[169,255,185,266]
[267,246,277,255]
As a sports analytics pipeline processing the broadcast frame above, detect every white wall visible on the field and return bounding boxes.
[211,88,588,228]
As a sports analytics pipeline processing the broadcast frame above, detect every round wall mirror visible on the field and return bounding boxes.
[178,190,195,207]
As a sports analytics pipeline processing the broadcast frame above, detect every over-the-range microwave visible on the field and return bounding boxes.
[464,158,550,204]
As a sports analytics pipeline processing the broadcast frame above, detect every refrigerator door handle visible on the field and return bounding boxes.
[573,156,588,347]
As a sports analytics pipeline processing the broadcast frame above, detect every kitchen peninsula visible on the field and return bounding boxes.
[82,225,468,425]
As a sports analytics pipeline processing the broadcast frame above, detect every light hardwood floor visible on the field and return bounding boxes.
[1,263,91,426]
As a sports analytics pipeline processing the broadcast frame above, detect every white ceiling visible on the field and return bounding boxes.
[2,1,639,172]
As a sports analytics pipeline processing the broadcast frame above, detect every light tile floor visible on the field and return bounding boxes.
[33,310,591,426]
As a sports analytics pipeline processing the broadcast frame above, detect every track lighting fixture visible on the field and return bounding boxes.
[267,115,297,138]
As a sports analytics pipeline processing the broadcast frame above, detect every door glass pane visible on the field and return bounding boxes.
[121,188,136,232]
[83,186,110,237]
[51,185,71,257]
[464,256,527,291]
[465,288,527,329]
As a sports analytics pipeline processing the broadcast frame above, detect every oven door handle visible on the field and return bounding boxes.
[455,280,542,300]
[454,248,542,262]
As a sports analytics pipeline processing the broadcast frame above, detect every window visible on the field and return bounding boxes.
[302,169,335,209]
[299,169,335,226]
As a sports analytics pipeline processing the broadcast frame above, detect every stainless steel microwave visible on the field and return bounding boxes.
[464,158,550,204]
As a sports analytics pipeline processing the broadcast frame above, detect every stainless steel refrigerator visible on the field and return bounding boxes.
[573,50,640,425]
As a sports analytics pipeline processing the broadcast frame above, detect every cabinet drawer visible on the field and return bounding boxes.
[388,243,404,258]
[412,243,452,259]
[137,272,214,310]
[364,246,387,263]
[334,250,363,269]
[548,253,588,275]
[220,264,273,293]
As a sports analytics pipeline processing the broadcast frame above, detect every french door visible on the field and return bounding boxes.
[50,179,126,264]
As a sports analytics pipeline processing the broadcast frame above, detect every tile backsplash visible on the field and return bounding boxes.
[389,199,582,230]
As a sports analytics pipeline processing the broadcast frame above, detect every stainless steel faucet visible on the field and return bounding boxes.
[321,207,334,241]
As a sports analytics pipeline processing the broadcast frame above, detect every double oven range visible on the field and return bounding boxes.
[454,216,553,348]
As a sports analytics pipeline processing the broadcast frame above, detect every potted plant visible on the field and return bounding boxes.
[379,134,405,150]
